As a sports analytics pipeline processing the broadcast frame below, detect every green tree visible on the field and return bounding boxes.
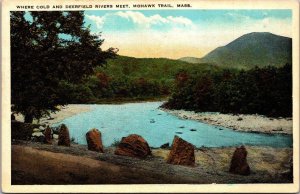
[11,11,117,122]
[164,64,292,117]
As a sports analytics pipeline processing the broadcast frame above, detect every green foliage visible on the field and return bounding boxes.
[61,55,219,103]
[58,81,95,103]
[164,64,292,117]
[97,56,218,99]
[11,11,117,122]
[11,121,40,140]
[103,55,218,80]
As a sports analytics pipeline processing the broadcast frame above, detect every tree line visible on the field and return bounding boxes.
[52,56,219,104]
[163,63,292,117]
[59,72,171,103]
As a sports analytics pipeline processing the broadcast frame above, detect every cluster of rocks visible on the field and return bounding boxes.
[30,123,256,176]
[30,125,59,143]
[30,124,70,146]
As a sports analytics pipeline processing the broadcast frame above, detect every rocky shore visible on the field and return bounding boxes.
[12,140,292,184]
[161,108,292,135]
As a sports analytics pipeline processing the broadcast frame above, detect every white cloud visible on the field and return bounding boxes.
[227,12,251,20]
[116,11,194,28]
[86,11,194,30]
[116,11,168,27]
[167,16,194,26]
[85,14,105,29]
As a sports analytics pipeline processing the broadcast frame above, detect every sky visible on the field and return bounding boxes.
[83,9,292,59]
[24,10,291,59]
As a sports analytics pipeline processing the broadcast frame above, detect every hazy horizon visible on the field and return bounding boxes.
[106,31,292,60]
[83,9,292,59]
[22,9,292,59]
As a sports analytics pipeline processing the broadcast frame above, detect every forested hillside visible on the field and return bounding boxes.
[62,56,219,103]
[162,63,292,117]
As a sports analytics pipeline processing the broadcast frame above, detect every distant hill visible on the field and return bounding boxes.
[178,57,202,64]
[100,56,218,82]
[180,32,292,69]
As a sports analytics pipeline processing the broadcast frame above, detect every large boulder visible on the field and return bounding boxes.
[166,136,195,166]
[86,128,104,152]
[229,146,250,175]
[115,134,151,158]
[43,126,52,144]
[58,124,70,146]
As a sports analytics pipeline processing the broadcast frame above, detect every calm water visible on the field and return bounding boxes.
[54,102,292,148]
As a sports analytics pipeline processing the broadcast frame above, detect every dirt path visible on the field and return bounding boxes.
[12,141,292,184]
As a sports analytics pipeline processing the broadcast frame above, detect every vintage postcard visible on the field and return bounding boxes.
[1,0,299,193]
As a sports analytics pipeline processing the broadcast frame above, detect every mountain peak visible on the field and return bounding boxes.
[198,32,292,69]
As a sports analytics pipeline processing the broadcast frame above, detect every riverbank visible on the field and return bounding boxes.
[15,104,92,126]
[12,140,292,184]
[14,99,167,126]
[161,108,292,135]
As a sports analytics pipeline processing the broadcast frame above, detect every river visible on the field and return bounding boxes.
[54,102,292,148]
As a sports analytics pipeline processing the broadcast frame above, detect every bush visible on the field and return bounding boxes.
[11,121,40,140]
